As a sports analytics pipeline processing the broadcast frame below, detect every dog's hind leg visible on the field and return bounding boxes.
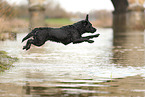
[23,39,34,50]
[23,39,46,50]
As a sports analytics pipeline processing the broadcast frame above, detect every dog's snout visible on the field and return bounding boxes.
[94,28,96,32]
[93,27,96,32]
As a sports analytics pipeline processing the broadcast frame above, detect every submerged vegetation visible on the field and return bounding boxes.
[0,51,18,72]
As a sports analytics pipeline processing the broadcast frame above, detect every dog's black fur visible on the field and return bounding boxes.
[22,14,100,50]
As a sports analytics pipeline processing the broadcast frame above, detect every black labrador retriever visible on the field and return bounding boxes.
[22,14,100,50]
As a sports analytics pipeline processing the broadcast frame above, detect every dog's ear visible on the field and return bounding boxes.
[85,14,89,21]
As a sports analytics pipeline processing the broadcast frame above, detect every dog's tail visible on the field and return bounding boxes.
[22,28,38,42]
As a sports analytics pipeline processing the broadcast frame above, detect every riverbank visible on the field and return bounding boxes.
[45,18,112,28]
[0,18,111,34]
[0,18,28,33]
[0,51,18,72]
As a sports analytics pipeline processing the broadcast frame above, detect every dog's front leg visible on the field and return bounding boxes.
[83,34,100,39]
[81,34,100,43]
[72,38,89,44]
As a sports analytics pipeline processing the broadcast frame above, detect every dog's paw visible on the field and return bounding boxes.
[94,34,100,37]
[23,46,26,50]
[23,46,30,50]
[87,40,94,43]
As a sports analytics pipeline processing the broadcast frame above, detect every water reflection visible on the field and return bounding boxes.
[0,29,145,97]
[113,32,145,66]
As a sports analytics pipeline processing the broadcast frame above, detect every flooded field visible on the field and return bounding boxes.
[0,28,145,97]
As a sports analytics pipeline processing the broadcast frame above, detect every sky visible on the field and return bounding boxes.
[6,0,114,13]
[5,0,145,13]
[56,0,114,12]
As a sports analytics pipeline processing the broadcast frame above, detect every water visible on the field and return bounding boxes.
[0,28,145,97]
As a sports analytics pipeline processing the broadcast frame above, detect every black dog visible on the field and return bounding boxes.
[22,14,100,50]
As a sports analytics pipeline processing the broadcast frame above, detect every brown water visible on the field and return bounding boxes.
[0,28,145,97]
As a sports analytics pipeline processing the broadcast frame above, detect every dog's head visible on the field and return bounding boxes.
[82,14,96,33]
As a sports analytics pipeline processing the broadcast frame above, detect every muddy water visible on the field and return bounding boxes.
[0,28,145,97]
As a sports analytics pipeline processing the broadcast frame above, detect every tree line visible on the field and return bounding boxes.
[0,0,112,27]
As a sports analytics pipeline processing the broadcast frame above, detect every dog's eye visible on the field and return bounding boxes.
[88,24,92,28]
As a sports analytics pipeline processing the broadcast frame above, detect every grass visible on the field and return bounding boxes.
[0,51,18,72]
[45,18,74,27]
[45,18,112,28]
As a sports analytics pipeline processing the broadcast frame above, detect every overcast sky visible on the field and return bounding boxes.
[6,0,145,13]
[56,0,114,12]
[6,0,114,12]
